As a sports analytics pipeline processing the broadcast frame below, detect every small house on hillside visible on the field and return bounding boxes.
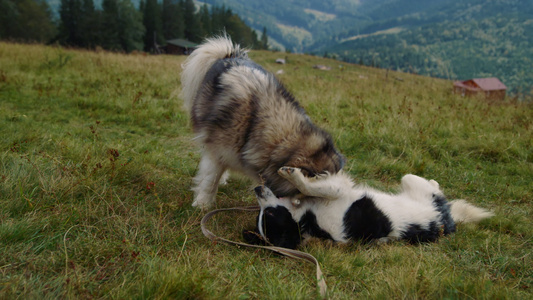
[162,39,198,55]
[453,77,507,101]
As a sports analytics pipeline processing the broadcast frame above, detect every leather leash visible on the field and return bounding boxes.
[201,206,328,298]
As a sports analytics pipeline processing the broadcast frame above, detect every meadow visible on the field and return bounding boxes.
[0,42,531,299]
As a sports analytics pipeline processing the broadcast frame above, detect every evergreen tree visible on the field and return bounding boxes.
[142,0,164,52]
[101,0,121,50]
[79,0,101,48]
[118,0,144,52]
[199,4,211,36]
[261,27,268,50]
[210,4,225,35]
[183,0,202,42]
[162,0,184,40]
[201,4,263,49]
[0,0,17,39]
[58,0,83,46]
[0,0,56,43]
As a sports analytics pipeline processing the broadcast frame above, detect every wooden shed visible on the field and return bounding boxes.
[453,77,507,101]
[162,39,198,55]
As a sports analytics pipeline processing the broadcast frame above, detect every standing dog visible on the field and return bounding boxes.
[244,167,494,249]
[181,36,345,208]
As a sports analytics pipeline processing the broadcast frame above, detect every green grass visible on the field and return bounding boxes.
[0,42,531,299]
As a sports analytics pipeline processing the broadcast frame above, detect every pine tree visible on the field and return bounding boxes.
[210,4,224,35]
[142,0,164,52]
[261,27,268,50]
[162,0,184,40]
[79,0,100,48]
[0,0,18,40]
[118,0,144,52]
[183,0,202,42]
[58,0,83,46]
[199,4,211,36]
[5,0,56,43]
[101,0,121,50]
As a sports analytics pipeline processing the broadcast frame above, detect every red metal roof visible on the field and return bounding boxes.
[453,81,475,89]
[471,78,507,91]
[454,78,506,91]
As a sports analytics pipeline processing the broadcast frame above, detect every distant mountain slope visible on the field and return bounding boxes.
[213,0,532,95]
[315,0,533,95]
[204,0,370,51]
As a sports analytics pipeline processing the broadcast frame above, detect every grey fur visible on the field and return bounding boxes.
[181,36,344,208]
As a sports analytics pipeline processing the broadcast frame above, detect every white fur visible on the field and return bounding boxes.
[180,35,246,113]
[258,167,494,244]
[449,199,495,223]
[191,152,227,208]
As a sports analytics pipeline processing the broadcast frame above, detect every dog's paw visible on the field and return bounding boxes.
[192,194,215,210]
[278,166,299,178]
[219,170,230,186]
[429,179,439,189]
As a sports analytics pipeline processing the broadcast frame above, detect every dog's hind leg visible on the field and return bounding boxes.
[219,170,230,186]
[278,167,347,198]
[192,153,226,209]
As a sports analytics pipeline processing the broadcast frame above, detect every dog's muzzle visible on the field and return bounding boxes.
[254,186,264,197]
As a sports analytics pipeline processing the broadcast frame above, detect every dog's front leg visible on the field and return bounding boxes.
[278,167,344,198]
[191,153,226,209]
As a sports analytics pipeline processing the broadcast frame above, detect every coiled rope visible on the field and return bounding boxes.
[200,206,328,298]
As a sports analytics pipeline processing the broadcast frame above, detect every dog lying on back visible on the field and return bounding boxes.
[244,167,494,249]
[181,36,344,209]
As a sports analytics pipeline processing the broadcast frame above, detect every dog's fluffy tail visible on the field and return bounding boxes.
[180,35,247,113]
[449,199,494,223]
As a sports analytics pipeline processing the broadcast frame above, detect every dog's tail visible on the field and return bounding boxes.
[180,35,247,113]
[449,199,494,223]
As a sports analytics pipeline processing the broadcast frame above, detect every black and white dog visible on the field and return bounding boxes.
[243,167,494,249]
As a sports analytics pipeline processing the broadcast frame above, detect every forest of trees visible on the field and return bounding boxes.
[0,0,268,53]
[323,14,533,96]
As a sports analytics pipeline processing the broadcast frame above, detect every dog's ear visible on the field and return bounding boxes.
[242,229,265,245]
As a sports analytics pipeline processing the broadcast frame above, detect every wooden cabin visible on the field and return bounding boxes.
[162,39,198,55]
[453,77,507,101]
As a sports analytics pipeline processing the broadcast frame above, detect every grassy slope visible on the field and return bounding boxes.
[0,42,531,299]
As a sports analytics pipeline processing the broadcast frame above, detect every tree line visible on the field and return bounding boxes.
[0,0,268,53]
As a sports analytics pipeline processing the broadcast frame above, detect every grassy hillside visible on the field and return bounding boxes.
[1,42,532,299]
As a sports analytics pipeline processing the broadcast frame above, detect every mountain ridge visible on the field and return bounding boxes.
[207,0,532,95]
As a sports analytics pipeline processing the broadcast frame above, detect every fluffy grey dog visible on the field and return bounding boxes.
[181,36,344,208]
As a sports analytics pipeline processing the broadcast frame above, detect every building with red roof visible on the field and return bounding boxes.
[453,77,507,101]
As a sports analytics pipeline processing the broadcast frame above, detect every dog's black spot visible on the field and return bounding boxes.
[343,195,393,242]
[243,212,266,245]
[299,211,334,241]
[432,194,456,234]
[299,167,317,178]
[192,60,233,128]
[400,195,456,243]
[260,206,301,249]
[401,221,442,243]
[242,229,265,245]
